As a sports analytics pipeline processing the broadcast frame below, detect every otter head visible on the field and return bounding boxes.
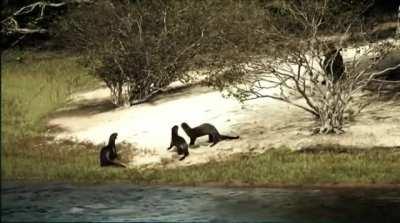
[172,125,179,134]
[109,132,118,141]
[323,42,340,55]
[181,122,190,130]
[108,132,118,145]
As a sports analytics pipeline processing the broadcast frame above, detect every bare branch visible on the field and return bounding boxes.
[370,64,400,77]
[1,0,94,35]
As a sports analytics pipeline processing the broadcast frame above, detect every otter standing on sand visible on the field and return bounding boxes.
[167,125,189,161]
[100,133,127,168]
[181,122,239,147]
[323,44,345,83]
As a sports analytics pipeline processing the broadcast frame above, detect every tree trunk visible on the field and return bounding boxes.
[318,91,345,134]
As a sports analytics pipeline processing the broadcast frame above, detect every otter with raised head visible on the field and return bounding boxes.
[167,125,189,161]
[323,44,345,83]
[100,133,127,168]
[181,122,239,147]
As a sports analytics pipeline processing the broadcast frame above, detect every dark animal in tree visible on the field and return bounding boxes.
[167,125,189,161]
[181,122,239,147]
[323,44,345,83]
[100,133,127,167]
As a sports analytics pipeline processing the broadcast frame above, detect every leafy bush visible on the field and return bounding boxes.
[62,0,208,105]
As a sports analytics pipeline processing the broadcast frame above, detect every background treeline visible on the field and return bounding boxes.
[1,0,398,51]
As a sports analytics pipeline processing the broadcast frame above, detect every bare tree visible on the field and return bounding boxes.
[1,0,93,49]
[206,0,399,134]
[1,0,94,34]
[397,5,400,37]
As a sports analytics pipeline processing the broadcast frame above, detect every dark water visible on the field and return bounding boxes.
[2,182,400,222]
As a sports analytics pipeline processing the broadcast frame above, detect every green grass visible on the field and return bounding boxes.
[1,50,99,139]
[149,147,400,186]
[1,137,133,183]
[1,50,101,182]
[1,50,399,187]
[2,137,399,186]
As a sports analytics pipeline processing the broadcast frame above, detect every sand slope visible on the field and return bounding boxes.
[48,39,400,167]
[48,82,400,168]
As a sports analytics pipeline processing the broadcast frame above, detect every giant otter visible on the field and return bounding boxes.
[181,122,239,147]
[167,125,189,161]
[322,44,345,84]
[100,133,127,168]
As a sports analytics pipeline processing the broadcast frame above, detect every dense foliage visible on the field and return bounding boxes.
[61,0,214,105]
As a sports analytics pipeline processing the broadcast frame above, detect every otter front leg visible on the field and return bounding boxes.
[189,137,196,146]
[179,151,189,161]
[210,142,218,147]
[167,142,174,150]
[209,134,220,147]
[208,134,213,142]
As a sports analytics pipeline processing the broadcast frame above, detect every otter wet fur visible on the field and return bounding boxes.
[181,122,239,147]
[167,125,189,161]
[100,133,127,168]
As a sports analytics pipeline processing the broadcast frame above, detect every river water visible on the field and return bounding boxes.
[2,182,400,222]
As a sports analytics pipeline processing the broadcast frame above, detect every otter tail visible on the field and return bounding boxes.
[220,135,240,140]
[112,160,127,168]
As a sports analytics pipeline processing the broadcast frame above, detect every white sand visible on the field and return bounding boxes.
[48,83,400,168]
[48,40,400,168]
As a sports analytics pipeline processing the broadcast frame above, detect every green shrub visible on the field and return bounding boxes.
[61,0,208,105]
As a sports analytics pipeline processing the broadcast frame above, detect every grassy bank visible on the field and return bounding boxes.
[151,146,400,187]
[1,50,99,179]
[2,136,400,186]
[1,50,99,139]
[2,50,400,186]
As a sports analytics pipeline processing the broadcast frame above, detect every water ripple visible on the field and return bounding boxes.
[2,182,400,222]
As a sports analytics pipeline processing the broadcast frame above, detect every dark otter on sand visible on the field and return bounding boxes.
[181,122,239,147]
[322,44,345,84]
[100,133,127,167]
[167,125,189,161]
